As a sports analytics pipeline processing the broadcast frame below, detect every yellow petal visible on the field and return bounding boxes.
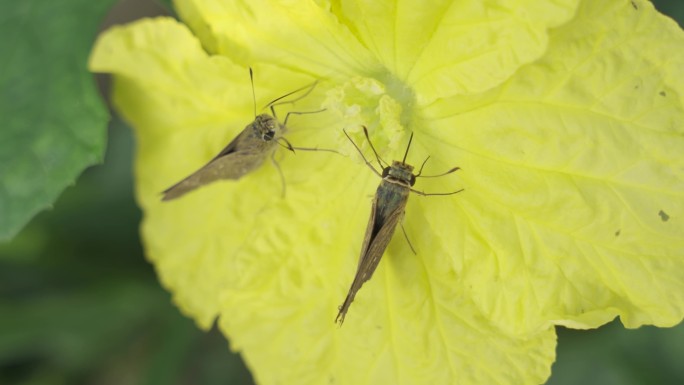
[89,17,251,137]
[421,0,684,334]
[174,0,381,78]
[330,0,579,102]
[220,229,557,385]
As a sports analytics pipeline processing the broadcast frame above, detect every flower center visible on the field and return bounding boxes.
[323,72,417,157]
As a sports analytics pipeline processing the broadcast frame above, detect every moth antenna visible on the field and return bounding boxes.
[362,126,388,169]
[418,167,461,178]
[402,132,414,164]
[249,67,257,118]
[343,128,382,178]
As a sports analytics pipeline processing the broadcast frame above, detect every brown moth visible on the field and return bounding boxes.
[336,127,463,325]
[162,69,321,201]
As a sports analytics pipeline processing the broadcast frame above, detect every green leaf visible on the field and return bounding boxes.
[0,0,117,241]
[158,0,174,12]
[549,321,684,385]
[0,281,163,370]
[652,0,684,26]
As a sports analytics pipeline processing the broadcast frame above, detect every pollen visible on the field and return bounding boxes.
[323,73,415,158]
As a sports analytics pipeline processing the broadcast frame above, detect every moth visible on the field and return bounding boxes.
[161,69,323,201]
[336,127,463,325]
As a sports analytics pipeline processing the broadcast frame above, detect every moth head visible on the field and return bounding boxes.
[254,114,279,141]
[387,161,416,186]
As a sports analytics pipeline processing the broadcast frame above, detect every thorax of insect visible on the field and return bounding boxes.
[382,161,415,188]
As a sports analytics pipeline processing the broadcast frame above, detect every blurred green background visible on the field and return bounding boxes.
[1,1,683,384]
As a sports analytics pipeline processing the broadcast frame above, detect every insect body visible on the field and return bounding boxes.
[336,128,462,325]
[162,113,282,201]
[162,69,320,201]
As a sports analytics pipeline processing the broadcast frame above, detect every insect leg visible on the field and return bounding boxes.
[276,137,296,153]
[266,81,320,119]
[283,108,326,126]
[288,145,340,155]
[415,156,430,177]
[271,151,287,198]
[400,222,417,255]
[266,80,319,109]
[410,188,464,196]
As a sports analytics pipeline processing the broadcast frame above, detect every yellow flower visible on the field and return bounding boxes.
[89,1,684,384]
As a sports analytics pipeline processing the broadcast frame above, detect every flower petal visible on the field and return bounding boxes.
[175,0,381,78]
[420,0,684,334]
[330,0,579,101]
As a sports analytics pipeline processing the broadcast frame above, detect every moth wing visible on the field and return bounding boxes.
[336,200,404,324]
[356,205,404,284]
[211,126,251,159]
[161,130,268,201]
[355,196,379,267]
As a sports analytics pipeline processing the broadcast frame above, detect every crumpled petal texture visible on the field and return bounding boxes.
[89,0,684,385]
[177,0,580,101]
[421,0,684,333]
[329,0,579,101]
[175,0,381,77]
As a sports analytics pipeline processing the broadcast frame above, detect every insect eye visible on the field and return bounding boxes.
[409,174,416,186]
[381,167,390,178]
[263,130,275,140]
